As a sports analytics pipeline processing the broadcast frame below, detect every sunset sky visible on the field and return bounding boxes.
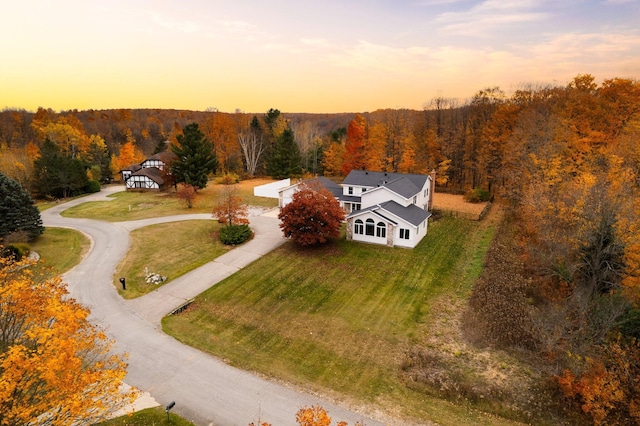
[1,0,639,113]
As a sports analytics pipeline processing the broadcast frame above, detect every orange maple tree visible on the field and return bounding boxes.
[341,114,367,176]
[110,138,145,176]
[211,179,249,226]
[0,254,135,425]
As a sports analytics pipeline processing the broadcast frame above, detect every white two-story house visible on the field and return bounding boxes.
[341,170,434,248]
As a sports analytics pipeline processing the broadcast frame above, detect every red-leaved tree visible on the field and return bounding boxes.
[278,185,345,246]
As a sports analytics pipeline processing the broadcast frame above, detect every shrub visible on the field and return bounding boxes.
[463,222,537,349]
[464,187,491,203]
[214,172,241,185]
[2,243,30,260]
[219,224,252,245]
[85,180,101,193]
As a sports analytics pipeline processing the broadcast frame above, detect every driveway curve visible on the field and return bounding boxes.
[41,188,388,426]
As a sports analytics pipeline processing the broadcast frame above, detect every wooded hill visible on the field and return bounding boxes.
[2,74,640,423]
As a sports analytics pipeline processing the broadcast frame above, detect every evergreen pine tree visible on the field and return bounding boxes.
[0,172,44,241]
[268,127,302,179]
[170,123,218,190]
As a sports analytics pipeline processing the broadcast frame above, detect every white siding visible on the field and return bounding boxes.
[361,187,407,208]
[350,212,389,245]
[278,185,298,207]
[141,159,165,170]
[394,224,420,248]
[254,179,290,199]
[125,176,160,190]
[341,185,368,196]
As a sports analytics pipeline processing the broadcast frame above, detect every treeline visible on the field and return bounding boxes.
[400,74,639,424]
[2,74,640,423]
[3,74,638,201]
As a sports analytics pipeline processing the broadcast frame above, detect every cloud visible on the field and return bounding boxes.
[413,0,466,5]
[152,14,198,33]
[434,0,549,35]
[300,38,329,46]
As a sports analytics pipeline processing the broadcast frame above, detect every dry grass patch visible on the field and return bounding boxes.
[61,178,278,221]
[432,192,489,220]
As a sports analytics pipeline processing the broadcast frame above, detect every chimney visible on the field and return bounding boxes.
[428,169,436,211]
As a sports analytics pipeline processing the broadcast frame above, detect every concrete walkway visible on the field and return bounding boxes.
[122,213,286,326]
[40,187,388,426]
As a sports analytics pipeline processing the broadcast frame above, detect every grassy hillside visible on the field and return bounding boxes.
[163,215,515,425]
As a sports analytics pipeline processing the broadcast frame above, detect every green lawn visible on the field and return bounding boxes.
[29,227,90,277]
[163,216,511,425]
[97,407,195,426]
[61,178,278,222]
[114,220,229,299]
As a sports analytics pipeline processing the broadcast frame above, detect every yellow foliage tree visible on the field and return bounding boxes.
[0,255,136,425]
[295,406,332,426]
[294,406,365,426]
[110,140,145,177]
[322,142,345,177]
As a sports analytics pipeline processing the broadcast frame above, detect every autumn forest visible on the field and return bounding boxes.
[2,74,640,423]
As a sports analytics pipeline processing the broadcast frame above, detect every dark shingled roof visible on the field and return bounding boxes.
[144,151,178,164]
[347,201,431,227]
[342,170,429,193]
[379,200,431,226]
[131,167,164,185]
[339,194,361,203]
[304,176,343,198]
[121,164,142,173]
[380,177,420,199]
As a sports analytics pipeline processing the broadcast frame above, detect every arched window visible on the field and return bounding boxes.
[365,218,375,236]
[376,222,386,238]
[354,219,364,234]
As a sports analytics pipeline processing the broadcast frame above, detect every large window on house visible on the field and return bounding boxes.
[413,196,417,204]
[399,228,410,239]
[348,186,353,195]
[376,222,386,238]
[352,203,361,212]
[365,218,375,236]
[134,181,144,189]
[354,219,364,235]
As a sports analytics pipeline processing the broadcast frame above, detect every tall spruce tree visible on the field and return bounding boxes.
[170,123,218,190]
[0,172,44,241]
[268,127,302,179]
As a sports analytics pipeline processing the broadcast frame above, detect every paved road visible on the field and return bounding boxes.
[41,188,388,426]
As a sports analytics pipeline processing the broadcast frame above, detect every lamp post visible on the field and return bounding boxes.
[119,277,126,290]
[166,401,175,422]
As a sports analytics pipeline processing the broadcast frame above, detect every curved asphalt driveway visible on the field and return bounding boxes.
[41,188,387,426]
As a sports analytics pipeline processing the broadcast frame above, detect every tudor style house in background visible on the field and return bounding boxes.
[341,170,435,249]
[120,151,176,191]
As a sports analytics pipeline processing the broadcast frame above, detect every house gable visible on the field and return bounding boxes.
[341,170,431,210]
[341,170,433,249]
[346,201,431,248]
[125,167,165,191]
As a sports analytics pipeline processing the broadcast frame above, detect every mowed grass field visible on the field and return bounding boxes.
[163,215,509,425]
[60,178,278,222]
[114,220,229,299]
[29,227,90,277]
